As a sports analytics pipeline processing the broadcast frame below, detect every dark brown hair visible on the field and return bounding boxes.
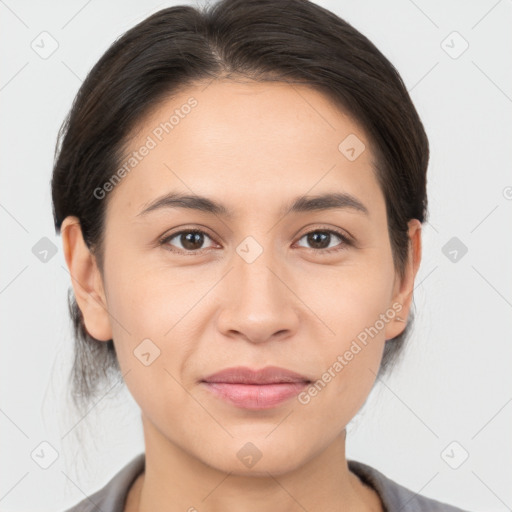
[51,0,429,408]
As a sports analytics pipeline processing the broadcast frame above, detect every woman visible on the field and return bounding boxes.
[53,0,471,510]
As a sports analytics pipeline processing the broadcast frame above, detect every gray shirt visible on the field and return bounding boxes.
[63,453,471,511]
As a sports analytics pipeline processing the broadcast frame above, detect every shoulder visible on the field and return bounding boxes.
[348,459,472,512]
[62,453,145,512]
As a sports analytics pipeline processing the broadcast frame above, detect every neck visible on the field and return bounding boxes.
[129,414,382,512]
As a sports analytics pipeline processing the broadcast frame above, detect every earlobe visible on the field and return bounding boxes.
[384,219,422,341]
[61,216,112,342]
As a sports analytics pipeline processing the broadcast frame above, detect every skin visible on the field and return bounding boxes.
[61,79,422,512]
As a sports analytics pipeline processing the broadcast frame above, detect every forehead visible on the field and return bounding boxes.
[106,79,383,220]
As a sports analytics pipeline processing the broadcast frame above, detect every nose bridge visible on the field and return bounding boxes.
[233,233,284,306]
[217,232,298,342]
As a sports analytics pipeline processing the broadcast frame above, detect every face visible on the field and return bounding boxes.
[67,79,420,476]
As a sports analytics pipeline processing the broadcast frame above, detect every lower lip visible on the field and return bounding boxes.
[202,382,309,409]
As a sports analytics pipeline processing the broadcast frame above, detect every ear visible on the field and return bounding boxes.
[61,216,112,342]
[384,219,422,341]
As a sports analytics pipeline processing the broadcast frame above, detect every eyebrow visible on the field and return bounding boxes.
[136,191,369,219]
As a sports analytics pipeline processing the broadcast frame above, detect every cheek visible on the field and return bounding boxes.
[300,261,393,410]
[103,258,213,394]
[298,305,387,427]
[105,257,195,339]
[308,257,395,340]
[103,265,195,416]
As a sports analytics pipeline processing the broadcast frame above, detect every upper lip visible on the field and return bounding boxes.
[201,366,311,384]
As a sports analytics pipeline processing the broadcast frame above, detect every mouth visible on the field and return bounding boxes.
[201,366,312,410]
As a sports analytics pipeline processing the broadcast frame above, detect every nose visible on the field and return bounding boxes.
[216,244,300,344]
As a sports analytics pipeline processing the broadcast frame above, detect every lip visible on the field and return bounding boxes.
[201,366,311,410]
[202,365,311,385]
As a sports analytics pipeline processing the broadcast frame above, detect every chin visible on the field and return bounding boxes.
[197,437,311,477]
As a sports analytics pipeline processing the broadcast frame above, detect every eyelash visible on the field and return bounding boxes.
[158,227,352,256]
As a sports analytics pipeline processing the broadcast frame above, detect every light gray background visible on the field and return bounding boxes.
[1,0,511,511]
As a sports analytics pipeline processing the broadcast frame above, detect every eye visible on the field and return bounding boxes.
[295,228,351,253]
[159,227,352,255]
[160,229,217,254]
